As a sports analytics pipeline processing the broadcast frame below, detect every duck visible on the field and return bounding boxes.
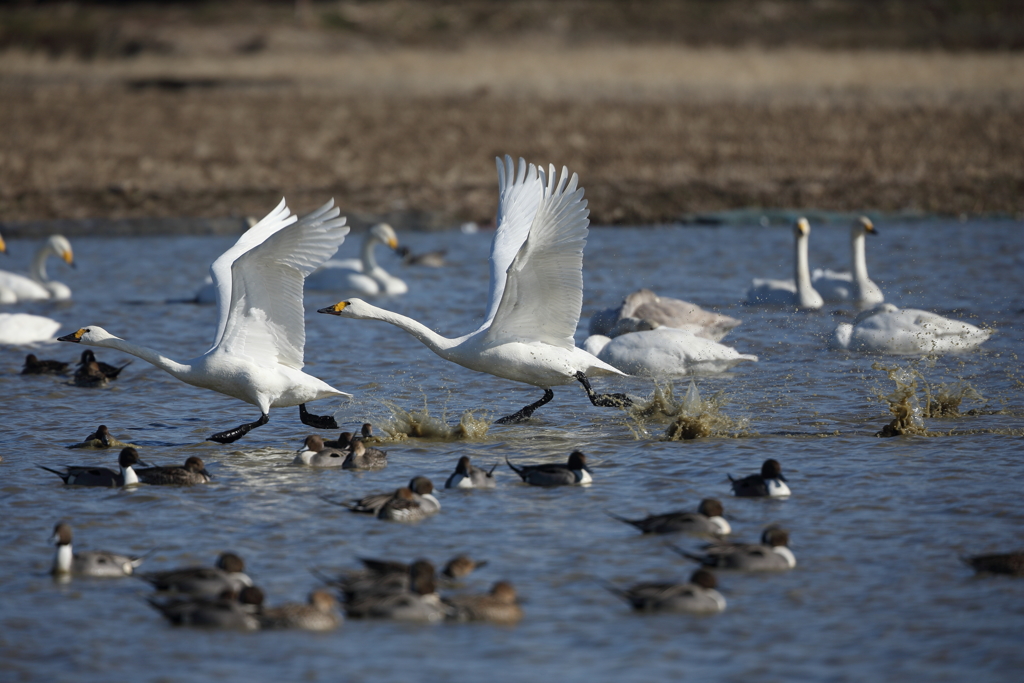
[729,458,790,497]
[319,156,632,424]
[148,586,263,630]
[258,590,341,631]
[811,216,884,308]
[140,552,253,597]
[343,560,449,622]
[605,568,726,614]
[582,327,757,378]
[354,422,386,445]
[306,222,408,295]
[66,424,137,449]
[343,440,388,470]
[506,450,592,487]
[589,288,741,342]
[830,303,991,355]
[330,476,441,520]
[0,234,75,302]
[442,555,489,580]
[323,431,353,449]
[21,353,68,375]
[376,481,442,523]
[674,527,796,571]
[50,521,146,578]
[40,446,147,487]
[330,555,487,598]
[444,581,523,624]
[609,498,731,536]
[444,455,498,489]
[395,245,447,268]
[0,313,61,345]
[72,359,109,388]
[745,218,824,310]
[135,456,211,485]
[964,552,1024,577]
[77,349,131,380]
[293,435,349,467]
[57,199,350,443]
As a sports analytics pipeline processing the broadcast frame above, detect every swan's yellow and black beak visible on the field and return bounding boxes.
[62,249,76,268]
[317,302,349,315]
[860,216,877,235]
[58,329,86,343]
[0,235,7,254]
[387,237,399,250]
[795,218,810,236]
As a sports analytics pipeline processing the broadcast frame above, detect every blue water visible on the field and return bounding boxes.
[1,218,1022,682]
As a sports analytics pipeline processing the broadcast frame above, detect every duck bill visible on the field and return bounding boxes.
[317,302,348,315]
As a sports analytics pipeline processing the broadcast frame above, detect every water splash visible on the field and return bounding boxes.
[624,380,752,440]
[871,361,989,436]
[375,398,490,441]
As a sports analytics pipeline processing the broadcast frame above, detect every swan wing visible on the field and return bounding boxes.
[212,200,349,369]
[485,164,589,349]
[479,156,544,330]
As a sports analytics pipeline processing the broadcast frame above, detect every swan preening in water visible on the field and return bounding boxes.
[830,303,991,355]
[306,223,408,296]
[0,313,61,345]
[0,234,75,303]
[812,216,884,309]
[319,156,632,424]
[583,328,757,378]
[745,218,823,310]
[58,199,351,443]
[589,288,741,341]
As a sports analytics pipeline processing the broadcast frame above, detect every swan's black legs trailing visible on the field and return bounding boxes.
[208,413,269,444]
[495,389,555,425]
[299,403,339,430]
[574,371,632,408]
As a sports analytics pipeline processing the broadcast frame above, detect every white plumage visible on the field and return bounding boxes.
[812,216,885,309]
[306,223,408,295]
[0,234,75,302]
[59,199,351,443]
[0,313,61,345]
[746,218,824,310]
[583,327,758,377]
[830,303,991,355]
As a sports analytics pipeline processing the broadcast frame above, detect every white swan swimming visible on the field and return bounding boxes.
[589,288,741,341]
[58,199,352,443]
[0,313,61,345]
[812,216,884,309]
[830,303,991,355]
[583,328,757,377]
[319,156,632,424]
[306,223,408,296]
[0,234,75,303]
[745,218,823,310]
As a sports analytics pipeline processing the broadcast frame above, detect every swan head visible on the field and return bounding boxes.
[46,235,75,268]
[370,223,399,250]
[57,326,122,345]
[0,233,6,254]
[317,299,376,320]
[794,217,810,237]
[854,216,877,237]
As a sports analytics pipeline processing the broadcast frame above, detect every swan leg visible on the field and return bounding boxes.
[495,389,555,425]
[299,403,339,430]
[208,413,269,444]
[574,371,632,409]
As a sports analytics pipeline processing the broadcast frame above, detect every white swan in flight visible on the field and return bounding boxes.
[319,156,631,424]
[58,199,351,443]
[745,218,823,310]
[0,234,75,303]
[306,223,408,296]
[589,288,741,341]
[0,313,61,345]
[583,328,757,377]
[830,303,991,355]
[812,216,884,309]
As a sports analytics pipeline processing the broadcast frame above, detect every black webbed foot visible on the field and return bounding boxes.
[299,403,338,429]
[495,389,555,425]
[208,413,269,444]
[574,371,633,409]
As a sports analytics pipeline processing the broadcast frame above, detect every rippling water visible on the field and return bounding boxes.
[1,219,1022,682]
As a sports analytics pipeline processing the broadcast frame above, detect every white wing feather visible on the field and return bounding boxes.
[485,164,589,349]
[478,156,543,331]
[213,200,349,369]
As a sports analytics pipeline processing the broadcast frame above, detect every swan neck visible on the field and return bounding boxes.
[354,304,456,357]
[32,244,52,284]
[851,231,869,283]
[91,337,190,377]
[361,235,380,272]
[794,232,813,292]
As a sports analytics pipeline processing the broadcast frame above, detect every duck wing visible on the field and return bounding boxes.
[485,164,589,349]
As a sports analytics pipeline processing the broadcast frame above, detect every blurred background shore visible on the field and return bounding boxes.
[1,0,1022,233]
